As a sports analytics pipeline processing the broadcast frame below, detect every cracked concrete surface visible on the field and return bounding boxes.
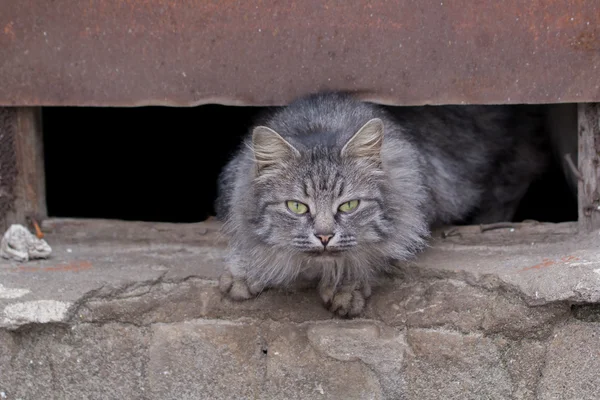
[0,218,599,399]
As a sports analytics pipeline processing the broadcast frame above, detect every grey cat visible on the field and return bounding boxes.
[216,92,547,317]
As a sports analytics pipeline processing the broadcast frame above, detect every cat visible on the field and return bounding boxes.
[215,92,547,317]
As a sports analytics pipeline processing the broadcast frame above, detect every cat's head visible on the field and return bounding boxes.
[247,118,393,257]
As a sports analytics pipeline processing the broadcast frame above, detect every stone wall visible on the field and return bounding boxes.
[1,219,599,399]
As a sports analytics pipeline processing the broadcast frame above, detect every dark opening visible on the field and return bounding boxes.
[42,105,577,223]
[42,105,262,222]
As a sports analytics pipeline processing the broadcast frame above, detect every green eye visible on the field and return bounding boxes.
[338,200,360,213]
[286,201,309,214]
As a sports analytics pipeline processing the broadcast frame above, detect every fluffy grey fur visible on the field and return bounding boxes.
[216,92,547,316]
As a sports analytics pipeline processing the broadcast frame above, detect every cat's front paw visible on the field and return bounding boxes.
[219,271,258,301]
[319,283,372,318]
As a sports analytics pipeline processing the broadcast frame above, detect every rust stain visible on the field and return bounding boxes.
[3,21,15,39]
[16,260,93,273]
[570,29,600,51]
[522,258,556,271]
[520,255,580,272]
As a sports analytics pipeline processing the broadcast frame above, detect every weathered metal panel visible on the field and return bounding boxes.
[0,0,599,107]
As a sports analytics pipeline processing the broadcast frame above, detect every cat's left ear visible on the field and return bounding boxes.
[341,118,384,161]
[252,126,300,174]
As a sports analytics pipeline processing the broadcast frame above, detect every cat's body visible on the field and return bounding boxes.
[216,93,547,316]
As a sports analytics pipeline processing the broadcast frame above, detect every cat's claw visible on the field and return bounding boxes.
[320,283,371,318]
[219,271,256,301]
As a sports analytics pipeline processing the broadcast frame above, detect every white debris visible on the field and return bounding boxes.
[0,283,30,299]
[314,383,325,395]
[0,224,52,262]
[3,300,70,324]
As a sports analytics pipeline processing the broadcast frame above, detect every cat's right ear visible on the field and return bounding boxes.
[341,118,384,162]
[252,126,300,174]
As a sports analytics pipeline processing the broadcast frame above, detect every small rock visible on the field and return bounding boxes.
[0,224,52,262]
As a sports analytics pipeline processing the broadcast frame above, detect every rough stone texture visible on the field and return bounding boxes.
[263,322,383,399]
[306,321,406,399]
[148,321,265,399]
[501,339,549,400]
[373,280,569,340]
[538,321,600,400]
[0,324,149,400]
[0,218,599,399]
[405,329,512,399]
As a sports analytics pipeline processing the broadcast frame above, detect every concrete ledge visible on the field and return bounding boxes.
[1,219,599,399]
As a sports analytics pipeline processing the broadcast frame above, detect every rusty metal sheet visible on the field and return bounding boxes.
[0,0,599,107]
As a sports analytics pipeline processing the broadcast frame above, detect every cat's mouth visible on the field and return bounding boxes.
[306,248,345,256]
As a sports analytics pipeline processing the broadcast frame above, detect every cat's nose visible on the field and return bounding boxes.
[315,233,334,246]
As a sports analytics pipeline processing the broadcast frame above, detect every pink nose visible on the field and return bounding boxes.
[316,234,334,245]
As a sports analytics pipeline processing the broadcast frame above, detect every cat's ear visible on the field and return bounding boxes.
[252,126,300,174]
[341,118,384,161]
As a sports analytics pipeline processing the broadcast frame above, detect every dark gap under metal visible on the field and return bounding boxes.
[41,105,577,223]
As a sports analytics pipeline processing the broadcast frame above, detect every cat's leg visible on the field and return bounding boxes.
[219,252,264,301]
[319,279,372,318]
[219,270,259,300]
